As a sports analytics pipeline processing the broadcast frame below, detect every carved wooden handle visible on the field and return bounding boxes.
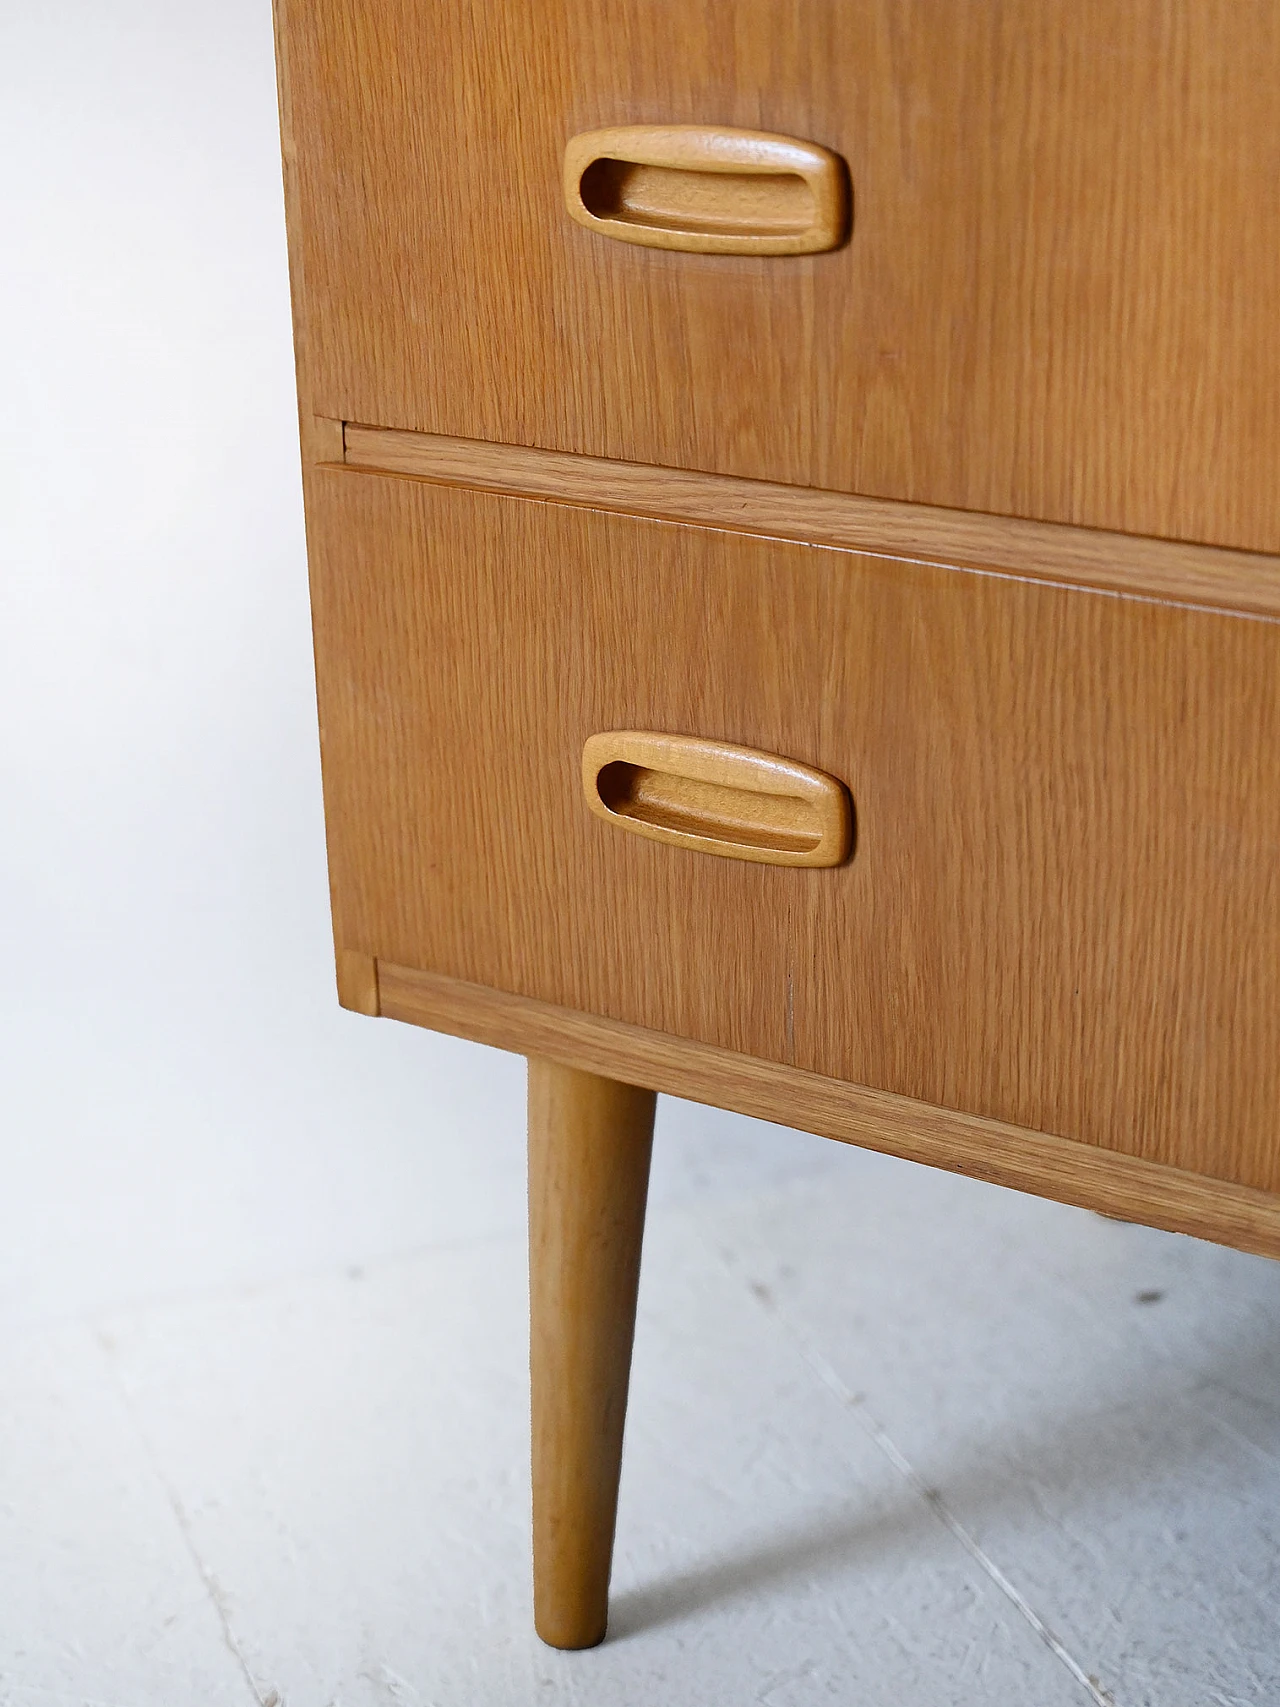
[582,732,853,866]
[563,125,849,255]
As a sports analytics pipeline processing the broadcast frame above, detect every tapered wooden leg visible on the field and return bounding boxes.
[528,1056,656,1650]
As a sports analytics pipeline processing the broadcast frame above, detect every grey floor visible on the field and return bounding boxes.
[3,3,1279,1703]
[5,1029,1280,1707]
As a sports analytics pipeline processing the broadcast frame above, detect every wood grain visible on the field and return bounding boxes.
[339,426,1280,620]
[307,414,345,465]
[278,0,1280,551]
[581,730,852,867]
[528,1058,655,1649]
[384,965,1280,1263]
[272,3,322,465]
[308,471,1280,1195]
[562,124,848,255]
[334,947,379,1016]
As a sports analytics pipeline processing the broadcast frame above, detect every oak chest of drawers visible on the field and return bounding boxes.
[274,0,1280,1651]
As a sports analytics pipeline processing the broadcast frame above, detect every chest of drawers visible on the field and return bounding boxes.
[274,0,1280,1651]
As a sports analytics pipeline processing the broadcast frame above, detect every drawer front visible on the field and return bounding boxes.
[309,470,1280,1193]
[280,0,1280,552]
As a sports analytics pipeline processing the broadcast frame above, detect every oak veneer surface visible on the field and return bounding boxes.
[278,0,1280,553]
[309,469,1280,1196]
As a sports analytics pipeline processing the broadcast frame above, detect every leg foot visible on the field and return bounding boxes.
[528,1056,655,1649]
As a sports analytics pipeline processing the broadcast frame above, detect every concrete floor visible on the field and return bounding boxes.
[4,1046,1279,1707]
[3,2,1278,1702]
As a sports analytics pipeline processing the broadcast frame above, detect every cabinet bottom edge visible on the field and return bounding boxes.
[372,959,1280,1262]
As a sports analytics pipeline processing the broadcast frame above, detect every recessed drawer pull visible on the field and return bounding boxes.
[563,125,849,256]
[582,732,852,867]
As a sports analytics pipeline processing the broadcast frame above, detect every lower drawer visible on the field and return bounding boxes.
[309,469,1280,1194]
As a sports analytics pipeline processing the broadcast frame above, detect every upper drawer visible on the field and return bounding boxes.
[278,0,1280,552]
[308,469,1280,1196]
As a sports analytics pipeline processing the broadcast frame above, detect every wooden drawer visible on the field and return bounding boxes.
[278,0,1280,552]
[309,468,1280,1195]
